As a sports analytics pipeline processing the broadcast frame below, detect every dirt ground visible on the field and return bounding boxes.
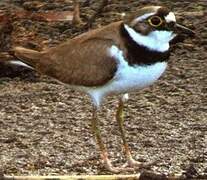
[0,0,206,178]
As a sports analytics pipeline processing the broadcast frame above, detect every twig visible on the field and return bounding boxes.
[72,0,83,25]
[2,171,185,180]
[2,174,141,180]
[85,0,109,28]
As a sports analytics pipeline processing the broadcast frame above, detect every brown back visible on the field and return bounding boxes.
[36,21,125,87]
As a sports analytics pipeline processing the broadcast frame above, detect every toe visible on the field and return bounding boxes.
[104,160,134,173]
[123,158,157,169]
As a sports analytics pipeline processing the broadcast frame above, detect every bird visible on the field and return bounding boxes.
[4,6,195,172]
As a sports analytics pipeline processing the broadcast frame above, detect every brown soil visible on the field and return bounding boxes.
[0,0,206,178]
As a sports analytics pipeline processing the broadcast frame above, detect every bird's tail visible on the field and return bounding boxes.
[13,47,42,68]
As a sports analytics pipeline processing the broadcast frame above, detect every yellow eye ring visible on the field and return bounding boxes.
[148,16,163,27]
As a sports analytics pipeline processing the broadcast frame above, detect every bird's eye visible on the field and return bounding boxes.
[148,16,163,27]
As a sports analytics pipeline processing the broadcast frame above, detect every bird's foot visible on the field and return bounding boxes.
[123,157,156,169]
[123,158,142,168]
[103,159,134,173]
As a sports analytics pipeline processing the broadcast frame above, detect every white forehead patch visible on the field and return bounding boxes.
[165,12,176,23]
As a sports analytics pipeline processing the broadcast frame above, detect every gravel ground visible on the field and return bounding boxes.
[0,0,206,178]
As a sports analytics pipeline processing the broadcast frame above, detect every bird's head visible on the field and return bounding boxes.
[123,6,195,52]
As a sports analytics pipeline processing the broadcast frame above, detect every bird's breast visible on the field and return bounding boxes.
[87,46,167,107]
[112,60,167,92]
[107,45,167,92]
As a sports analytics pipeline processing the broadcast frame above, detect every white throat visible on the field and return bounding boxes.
[124,24,175,52]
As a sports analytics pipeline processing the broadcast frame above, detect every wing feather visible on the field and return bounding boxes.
[39,37,118,87]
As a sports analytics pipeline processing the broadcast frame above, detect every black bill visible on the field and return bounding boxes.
[175,23,195,36]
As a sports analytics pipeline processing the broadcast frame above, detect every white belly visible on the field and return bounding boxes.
[88,46,167,107]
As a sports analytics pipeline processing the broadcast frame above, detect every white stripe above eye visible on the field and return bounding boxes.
[131,12,155,25]
[165,12,176,23]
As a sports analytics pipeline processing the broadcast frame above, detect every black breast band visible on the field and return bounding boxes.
[120,24,170,66]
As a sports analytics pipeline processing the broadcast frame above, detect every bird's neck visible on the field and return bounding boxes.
[120,23,170,66]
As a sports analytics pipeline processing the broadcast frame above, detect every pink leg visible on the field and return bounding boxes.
[91,106,134,173]
[116,96,153,168]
